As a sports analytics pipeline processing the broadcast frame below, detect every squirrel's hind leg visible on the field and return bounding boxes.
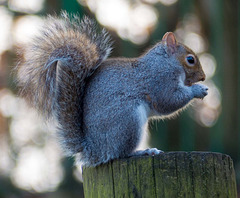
[130,148,164,156]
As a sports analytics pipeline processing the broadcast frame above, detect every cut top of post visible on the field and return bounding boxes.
[82,152,237,198]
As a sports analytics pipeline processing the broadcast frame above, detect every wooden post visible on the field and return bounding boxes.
[82,152,237,198]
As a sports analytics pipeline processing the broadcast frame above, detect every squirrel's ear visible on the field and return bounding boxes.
[162,32,178,54]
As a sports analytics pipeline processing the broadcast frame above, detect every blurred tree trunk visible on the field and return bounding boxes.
[45,0,61,14]
[222,0,239,161]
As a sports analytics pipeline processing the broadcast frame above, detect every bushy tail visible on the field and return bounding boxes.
[17,11,112,155]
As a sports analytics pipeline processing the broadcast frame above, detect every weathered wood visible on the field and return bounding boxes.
[82,152,237,198]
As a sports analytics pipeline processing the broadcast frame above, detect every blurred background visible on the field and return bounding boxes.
[0,0,239,197]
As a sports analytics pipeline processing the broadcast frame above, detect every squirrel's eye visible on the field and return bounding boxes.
[185,54,195,66]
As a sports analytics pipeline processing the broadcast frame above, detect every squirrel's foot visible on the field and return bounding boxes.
[192,84,208,99]
[130,148,164,157]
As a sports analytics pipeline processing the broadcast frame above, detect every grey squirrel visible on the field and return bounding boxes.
[17,12,208,167]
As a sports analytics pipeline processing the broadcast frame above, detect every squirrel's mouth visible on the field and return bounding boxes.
[185,76,206,87]
[184,72,206,87]
[185,79,193,86]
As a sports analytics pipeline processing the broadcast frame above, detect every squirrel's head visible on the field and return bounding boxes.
[162,32,206,86]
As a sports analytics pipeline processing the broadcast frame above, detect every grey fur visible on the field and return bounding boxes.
[80,45,208,166]
[17,12,112,155]
[17,13,208,167]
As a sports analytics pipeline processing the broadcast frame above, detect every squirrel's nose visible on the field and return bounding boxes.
[199,72,206,81]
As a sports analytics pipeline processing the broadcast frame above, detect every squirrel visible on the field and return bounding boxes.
[17,12,208,167]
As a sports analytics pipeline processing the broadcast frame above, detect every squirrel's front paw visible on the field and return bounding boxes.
[192,84,208,99]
